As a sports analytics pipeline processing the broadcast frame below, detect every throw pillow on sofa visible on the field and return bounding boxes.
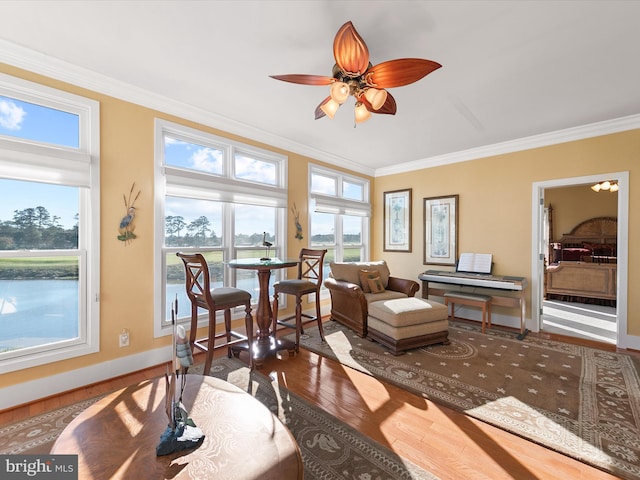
[358,269,380,293]
[367,276,385,294]
[329,261,391,288]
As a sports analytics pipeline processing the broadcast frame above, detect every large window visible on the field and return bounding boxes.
[0,73,100,372]
[154,120,287,335]
[309,165,370,280]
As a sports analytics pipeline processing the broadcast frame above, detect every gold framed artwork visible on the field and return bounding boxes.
[423,194,458,265]
[383,189,412,252]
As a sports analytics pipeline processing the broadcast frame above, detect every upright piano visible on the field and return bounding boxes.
[419,270,529,338]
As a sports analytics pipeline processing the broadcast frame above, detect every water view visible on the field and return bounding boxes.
[1,257,334,353]
[0,279,79,352]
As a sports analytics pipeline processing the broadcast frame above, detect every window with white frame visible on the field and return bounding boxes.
[154,119,287,335]
[0,73,100,372]
[309,165,370,280]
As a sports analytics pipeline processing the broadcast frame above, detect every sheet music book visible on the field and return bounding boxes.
[457,253,493,274]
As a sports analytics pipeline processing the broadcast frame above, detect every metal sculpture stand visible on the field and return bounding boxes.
[156,298,204,456]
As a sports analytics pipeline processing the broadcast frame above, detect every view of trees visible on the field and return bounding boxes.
[0,207,78,250]
[165,215,360,247]
[165,215,272,247]
[165,215,220,247]
[0,208,361,250]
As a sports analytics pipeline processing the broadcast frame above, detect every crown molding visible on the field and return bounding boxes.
[2,38,636,180]
[0,39,374,177]
[375,114,640,177]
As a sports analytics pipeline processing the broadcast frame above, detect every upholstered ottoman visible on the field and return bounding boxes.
[367,297,449,355]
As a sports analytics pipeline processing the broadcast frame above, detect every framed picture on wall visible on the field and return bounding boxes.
[423,194,458,265]
[384,189,412,252]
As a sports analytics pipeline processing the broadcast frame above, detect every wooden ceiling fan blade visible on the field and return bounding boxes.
[314,97,332,120]
[367,59,442,88]
[333,21,370,76]
[270,74,334,86]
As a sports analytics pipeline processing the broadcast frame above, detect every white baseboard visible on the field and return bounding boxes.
[1,345,172,411]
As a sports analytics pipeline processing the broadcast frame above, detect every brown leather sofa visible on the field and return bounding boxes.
[324,260,419,337]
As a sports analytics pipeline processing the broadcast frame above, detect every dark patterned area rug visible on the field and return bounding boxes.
[204,359,438,480]
[0,358,439,480]
[287,320,640,480]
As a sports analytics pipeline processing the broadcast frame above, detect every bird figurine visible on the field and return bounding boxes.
[292,203,303,240]
[261,232,273,261]
[119,207,136,229]
[118,183,141,245]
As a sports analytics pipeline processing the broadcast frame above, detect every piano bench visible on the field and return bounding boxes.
[367,297,450,355]
[444,292,492,333]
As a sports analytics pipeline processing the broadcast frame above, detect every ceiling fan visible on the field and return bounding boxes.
[270,21,441,124]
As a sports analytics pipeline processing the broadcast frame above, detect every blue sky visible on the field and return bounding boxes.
[0,179,78,228]
[0,94,355,237]
[0,95,78,147]
[0,95,79,228]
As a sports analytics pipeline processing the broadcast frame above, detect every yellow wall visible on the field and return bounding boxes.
[545,185,618,240]
[0,63,370,390]
[1,62,639,395]
[373,131,639,336]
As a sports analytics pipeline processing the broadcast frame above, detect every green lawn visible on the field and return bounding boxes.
[0,246,363,280]
[0,257,78,280]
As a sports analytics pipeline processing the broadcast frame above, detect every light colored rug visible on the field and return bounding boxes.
[287,320,640,480]
[0,358,439,480]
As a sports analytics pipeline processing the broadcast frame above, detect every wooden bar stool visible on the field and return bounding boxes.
[177,252,254,373]
[444,292,492,333]
[272,248,327,352]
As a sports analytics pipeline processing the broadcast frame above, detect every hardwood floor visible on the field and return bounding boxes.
[1,320,632,480]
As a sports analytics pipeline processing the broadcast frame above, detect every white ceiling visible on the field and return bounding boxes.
[1,1,639,176]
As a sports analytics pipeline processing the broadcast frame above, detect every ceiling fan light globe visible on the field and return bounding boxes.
[354,102,371,123]
[601,181,611,190]
[610,183,619,192]
[330,82,350,104]
[364,88,387,110]
[320,99,340,119]
[591,184,601,192]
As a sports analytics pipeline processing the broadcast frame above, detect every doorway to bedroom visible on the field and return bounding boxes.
[542,184,618,344]
[532,172,628,348]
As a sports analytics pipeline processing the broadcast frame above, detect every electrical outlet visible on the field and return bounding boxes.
[119,329,130,347]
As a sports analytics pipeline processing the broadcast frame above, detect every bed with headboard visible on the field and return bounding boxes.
[546,216,617,303]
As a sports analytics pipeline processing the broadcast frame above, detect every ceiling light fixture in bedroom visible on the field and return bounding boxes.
[591,180,618,192]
